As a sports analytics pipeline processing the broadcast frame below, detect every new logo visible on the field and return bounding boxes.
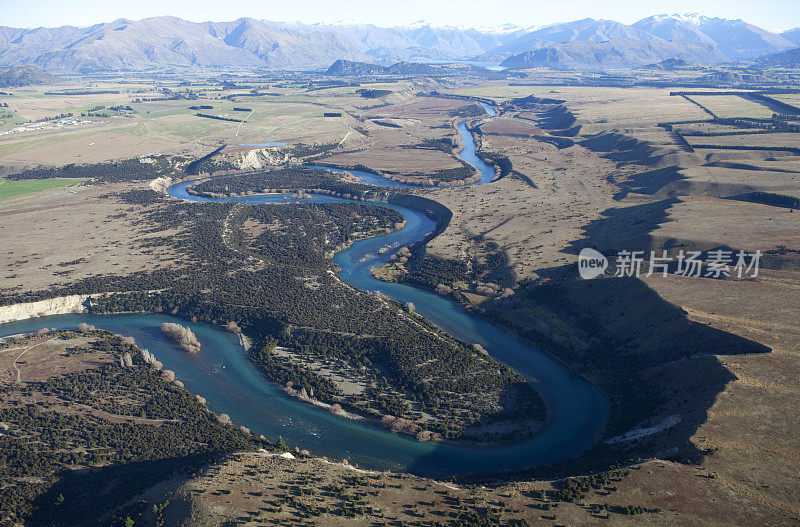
[578,248,608,279]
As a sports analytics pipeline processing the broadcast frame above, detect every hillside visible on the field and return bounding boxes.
[500,38,726,70]
[758,46,800,67]
[203,18,366,69]
[0,16,367,73]
[490,18,660,57]
[695,17,796,60]
[638,58,701,71]
[632,15,717,46]
[325,59,390,75]
[267,20,522,61]
[0,64,56,87]
[325,59,451,76]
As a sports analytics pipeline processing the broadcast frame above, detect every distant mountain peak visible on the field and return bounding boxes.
[650,13,709,25]
[781,27,800,45]
[403,20,432,29]
[473,23,531,35]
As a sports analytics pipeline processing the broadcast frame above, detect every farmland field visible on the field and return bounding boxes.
[0,177,86,200]
[684,132,800,149]
[687,95,776,118]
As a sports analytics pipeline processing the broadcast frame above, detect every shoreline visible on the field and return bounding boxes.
[0,301,544,448]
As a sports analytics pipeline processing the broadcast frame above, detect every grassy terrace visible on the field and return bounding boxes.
[0,177,87,200]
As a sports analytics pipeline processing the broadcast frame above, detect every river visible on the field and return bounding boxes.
[0,108,607,478]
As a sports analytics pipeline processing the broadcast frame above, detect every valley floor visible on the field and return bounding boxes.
[1,73,799,525]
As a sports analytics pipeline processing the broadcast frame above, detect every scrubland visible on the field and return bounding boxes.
[1,71,799,525]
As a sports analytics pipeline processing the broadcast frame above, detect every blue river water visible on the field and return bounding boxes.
[0,109,607,478]
[480,102,497,117]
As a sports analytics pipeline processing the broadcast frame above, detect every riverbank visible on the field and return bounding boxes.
[163,449,664,527]
[0,294,91,324]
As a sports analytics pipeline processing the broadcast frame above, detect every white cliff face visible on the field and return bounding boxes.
[239,150,263,170]
[237,148,291,170]
[0,295,91,324]
[149,177,173,195]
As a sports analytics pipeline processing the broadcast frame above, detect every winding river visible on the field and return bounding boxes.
[0,107,608,478]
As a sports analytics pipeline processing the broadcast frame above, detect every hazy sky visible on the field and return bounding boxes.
[2,0,799,32]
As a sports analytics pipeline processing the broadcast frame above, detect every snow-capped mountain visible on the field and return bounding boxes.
[632,15,717,46]
[493,14,797,68]
[0,14,797,73]
[261,20,526,61]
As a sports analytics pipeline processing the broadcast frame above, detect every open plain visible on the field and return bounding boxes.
[0,55,799,526]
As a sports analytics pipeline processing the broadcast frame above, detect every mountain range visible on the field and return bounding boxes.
[500,38,727,70]
[0,14,797,73]
[0,17,367,73]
